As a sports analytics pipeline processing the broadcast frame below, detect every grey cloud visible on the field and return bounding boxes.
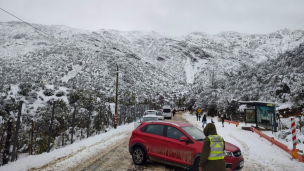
[0,0,304,36]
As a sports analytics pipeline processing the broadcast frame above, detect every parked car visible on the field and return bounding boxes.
[143,110,163,120]
[133,114,159,129]
[144,110,158,115]
[129,121,244,171]
[156,111,164,120]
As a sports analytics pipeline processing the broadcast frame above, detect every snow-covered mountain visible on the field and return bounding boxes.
[1,21,304,101]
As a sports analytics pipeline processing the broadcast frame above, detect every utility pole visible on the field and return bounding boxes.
[114,65,119,129]
[149,94,151,110]
[211,68,215,89]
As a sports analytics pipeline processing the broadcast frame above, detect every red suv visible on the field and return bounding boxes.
[129,121,244,171]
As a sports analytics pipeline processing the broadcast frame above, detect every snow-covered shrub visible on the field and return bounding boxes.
[39,96,44,101]
[284,129,302,143]
[43,89,54,96]
[54,85,59,90]
[276,130,291,140]
[26,92,38,104]
[19,83,32,90]
[32,83,41,91]
[55,90,65,97]
[18,83,32,96]
[35,135,53,154]
[67,90,80,104]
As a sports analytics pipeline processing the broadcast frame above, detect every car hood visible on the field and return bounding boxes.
[224,141,240,152]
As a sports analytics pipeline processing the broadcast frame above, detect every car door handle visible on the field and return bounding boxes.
[167,141,170,144]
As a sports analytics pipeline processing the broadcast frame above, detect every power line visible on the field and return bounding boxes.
[290,18,304,29]
[0,7,55,40]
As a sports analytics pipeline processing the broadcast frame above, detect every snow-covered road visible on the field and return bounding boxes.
[2,111,303,171]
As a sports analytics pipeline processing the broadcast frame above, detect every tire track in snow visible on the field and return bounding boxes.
[72,139,130,171]
[29,130,130,171]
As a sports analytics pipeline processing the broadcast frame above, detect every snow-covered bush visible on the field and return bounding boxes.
[18,83,32,96]
[39,95,44,101]
[32,83,42,91]
[26,92,38,104]
[276,130,291,140]
[55,90,65,97]
[43,89,54,96]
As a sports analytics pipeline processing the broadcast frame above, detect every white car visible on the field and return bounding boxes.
[156,111,164,120]
[144,110,164,120]
[143,110,158,115]
[134,114,158,129]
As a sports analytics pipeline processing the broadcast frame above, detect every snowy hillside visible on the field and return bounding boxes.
[1,21,304,116]
[1,21,304,93]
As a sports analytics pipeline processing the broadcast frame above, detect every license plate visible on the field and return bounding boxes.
[239,161,244,168]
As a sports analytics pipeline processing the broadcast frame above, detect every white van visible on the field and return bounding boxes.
[162,105,171,119]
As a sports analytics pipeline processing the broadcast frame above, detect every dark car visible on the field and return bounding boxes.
[129,121,244,171]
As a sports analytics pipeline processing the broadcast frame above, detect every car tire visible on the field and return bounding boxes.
[132,147,147,166]
[192,157,200,171]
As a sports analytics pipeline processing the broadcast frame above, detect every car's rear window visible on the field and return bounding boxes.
[145,111,157,115]
[182,126,205,141]
[163,109,171,113]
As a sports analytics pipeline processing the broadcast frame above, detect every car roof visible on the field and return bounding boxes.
[144,120,193,127]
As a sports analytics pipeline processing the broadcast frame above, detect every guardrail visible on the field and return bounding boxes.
[224,120,239,127]
[251,126,304,163]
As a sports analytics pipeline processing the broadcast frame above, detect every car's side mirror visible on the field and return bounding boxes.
[179,136,189,143]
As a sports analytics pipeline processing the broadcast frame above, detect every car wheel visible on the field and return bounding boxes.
[132,147,147,165]
[192,157,200,171]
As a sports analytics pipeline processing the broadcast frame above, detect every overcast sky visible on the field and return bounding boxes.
[1,0,304,36]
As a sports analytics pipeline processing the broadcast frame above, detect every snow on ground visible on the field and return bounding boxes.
[182,112,304,171]
[1,123,134,171]
[60,64,83,83]
[2,112,304,171]
[184,57,208,84]
[276,102,293,110]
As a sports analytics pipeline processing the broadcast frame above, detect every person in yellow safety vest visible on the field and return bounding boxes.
[199,123,226,171]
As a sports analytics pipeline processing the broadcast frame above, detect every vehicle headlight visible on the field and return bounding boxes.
[224,150,233,157]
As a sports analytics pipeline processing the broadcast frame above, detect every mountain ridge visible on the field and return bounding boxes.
[1,21,304,95]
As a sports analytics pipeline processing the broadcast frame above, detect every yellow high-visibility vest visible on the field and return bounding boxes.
[207,135,224,160]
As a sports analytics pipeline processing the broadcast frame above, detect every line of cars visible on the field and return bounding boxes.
[134,110,165,129]
[134,105,174,129]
